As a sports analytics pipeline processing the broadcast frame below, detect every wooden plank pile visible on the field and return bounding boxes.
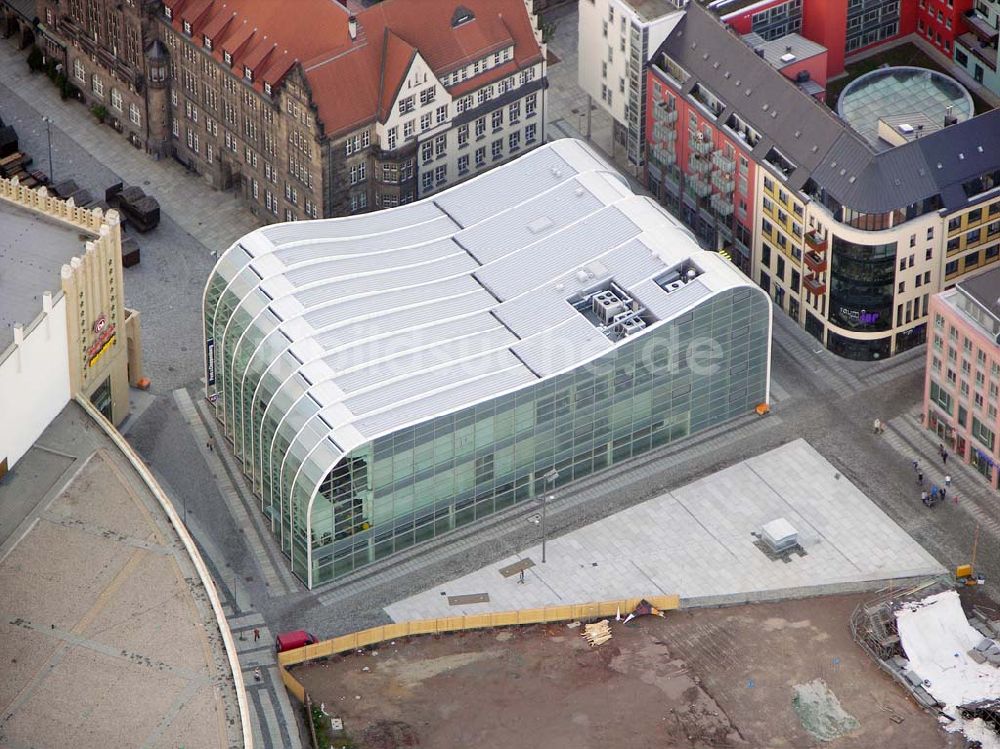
[582,620,612,647]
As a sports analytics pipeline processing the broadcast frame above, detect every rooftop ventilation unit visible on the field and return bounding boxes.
[612,311,647,338]
[592,290,626,324]
[761,518,798,553]
[780,52,796,63]
[897,123,914,134]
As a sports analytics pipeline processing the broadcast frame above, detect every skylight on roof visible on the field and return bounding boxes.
[451,6,475,27]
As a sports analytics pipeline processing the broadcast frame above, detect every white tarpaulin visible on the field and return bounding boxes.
[896,590,1000,747]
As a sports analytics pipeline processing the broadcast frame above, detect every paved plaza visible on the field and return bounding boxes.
[0,404,242,749]
[385,439,944,621]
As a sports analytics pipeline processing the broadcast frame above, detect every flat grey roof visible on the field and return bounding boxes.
[0,201,91,350]
[219,139,759,457]
[743,32,827,69]
[957,266,1000,321]
[621,0,684,22]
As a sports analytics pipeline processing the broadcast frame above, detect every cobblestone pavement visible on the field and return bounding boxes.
[0,41,261,392]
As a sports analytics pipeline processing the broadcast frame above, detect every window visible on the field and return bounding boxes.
[491,138,503,161]
[475,117,486,138]
[763,175,774,192]
[129,103,141,126]
[387,126,397,151]
[110,88,123,111]
[434,165,447,185]
[927,227,934,240]
[930,381,953,413]
[421,141,433,164]
[92,75,103,97]
[404,120,415,139]
[458,124,469,147]
[458,154,470,175]
[973,416,996,450]
[492,109,503,130]
[420,87,436,106]
[183,20,192,35]
[399,95,415,114]
[349,163,367,185]
[509,131,521,151]
[434,134,446,158]
[509,101,521,123]
[475,146,486,167]
[526,123,537,143]
[420,112,432,131]
[421,171,433,191]
[436,104,448,125]
[526,93,537,116]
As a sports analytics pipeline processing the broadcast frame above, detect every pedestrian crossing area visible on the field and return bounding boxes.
[882,410,1000,540]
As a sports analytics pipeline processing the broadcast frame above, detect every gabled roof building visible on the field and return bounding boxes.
[647,2,1000,360]
[203,140,772,587]
[154,0,547,221]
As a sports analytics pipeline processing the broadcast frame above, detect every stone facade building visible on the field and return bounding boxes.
[36,0,164,152]
[159,0,546,221]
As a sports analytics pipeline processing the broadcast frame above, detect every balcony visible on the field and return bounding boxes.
[965,9,999,43]
[803,275,826,295]
[710,193,734,216]
[711,151,735,173]
[804,250,827,273]
[688,154,711,174]
[805,230,827,252]
[687,175,712,199]
[710,171,734,194]
[690,135,712,156]
[655,103,678,126]
[958,32,999,70]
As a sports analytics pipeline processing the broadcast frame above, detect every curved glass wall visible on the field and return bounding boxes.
[829,235,897,334]
[205,257,772,587]
[305,286,771,586]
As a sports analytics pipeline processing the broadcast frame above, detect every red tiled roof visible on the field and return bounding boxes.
[161,0,542,138]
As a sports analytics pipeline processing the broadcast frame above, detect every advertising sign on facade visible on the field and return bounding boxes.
[206,338,216,386]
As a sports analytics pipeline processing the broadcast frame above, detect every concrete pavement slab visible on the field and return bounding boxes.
[385,439,944,621]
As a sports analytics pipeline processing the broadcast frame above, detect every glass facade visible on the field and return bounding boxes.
[205,265,770,586]
[829,235,897,334]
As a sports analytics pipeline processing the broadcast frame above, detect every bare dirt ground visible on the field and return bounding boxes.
[295,593,963,749]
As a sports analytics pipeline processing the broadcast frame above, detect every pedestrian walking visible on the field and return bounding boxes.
[253,666,262,682]
[253,627,260,642]
[921,490,928,504]
[206,440,213,452]
[940,487,947,502]
[939,443,944,456]
[943,452,948,464]
[873,418,881,434]
[518,569,525,584]
[912,459,919,472]
[917,471,923,485]
[945,474,951,487]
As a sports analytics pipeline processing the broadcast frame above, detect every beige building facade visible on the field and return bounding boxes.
[0,178,141,475]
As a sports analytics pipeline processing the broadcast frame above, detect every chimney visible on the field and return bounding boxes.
[348,15,357,40]
[785,45,792,52]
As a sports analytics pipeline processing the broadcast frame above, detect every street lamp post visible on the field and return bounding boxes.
[42,116,53,182]
[541,468,559,563]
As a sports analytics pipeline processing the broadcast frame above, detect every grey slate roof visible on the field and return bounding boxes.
[659,3,850,191]
[957,266,1000,322]
[658,1,1000,214]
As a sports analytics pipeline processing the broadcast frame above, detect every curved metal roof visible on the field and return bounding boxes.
[208,140,756,462]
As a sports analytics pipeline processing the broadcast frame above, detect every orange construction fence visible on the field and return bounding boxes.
[278,594,680,701]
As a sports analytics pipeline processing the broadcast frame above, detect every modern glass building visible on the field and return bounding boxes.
[203,140,772,588]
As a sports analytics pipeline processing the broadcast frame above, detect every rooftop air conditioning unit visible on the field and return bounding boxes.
[593,291,625,323]
[761,518,798,553]
[665,280,685,293]
[613,311,647,337]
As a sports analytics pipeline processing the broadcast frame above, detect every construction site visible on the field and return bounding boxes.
[291,592,970,749]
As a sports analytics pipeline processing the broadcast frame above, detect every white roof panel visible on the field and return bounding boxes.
[214,140,758,456]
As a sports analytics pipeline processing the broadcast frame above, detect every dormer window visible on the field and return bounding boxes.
[244,65,253,82]
[224,51,232,65]
[203,35,212,50]
[264,82,272,95]
[182,20,191,35]
[164,6,172,19]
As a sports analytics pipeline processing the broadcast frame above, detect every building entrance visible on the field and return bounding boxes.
[90,376,112,421]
